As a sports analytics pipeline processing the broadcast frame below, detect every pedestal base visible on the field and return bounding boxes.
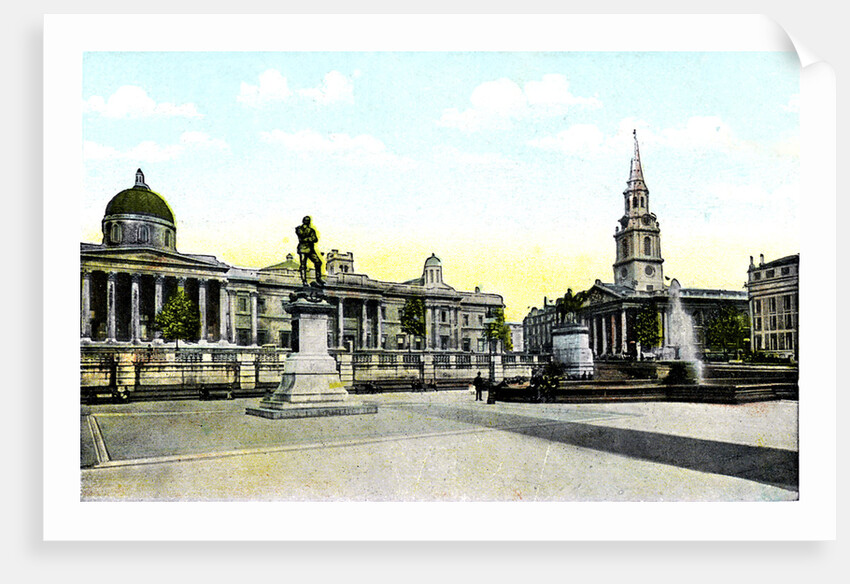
[245,297,378,420]
[245,402,378,419]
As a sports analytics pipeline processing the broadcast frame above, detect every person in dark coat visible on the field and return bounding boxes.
[473,371,485,401]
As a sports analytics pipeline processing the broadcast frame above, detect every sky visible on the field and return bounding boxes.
[81,51,800,322]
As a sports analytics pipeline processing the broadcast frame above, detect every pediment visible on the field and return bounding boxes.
[586,285,623,305]
[81,247,229,272]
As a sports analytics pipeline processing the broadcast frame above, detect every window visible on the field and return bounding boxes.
[238,297,248,312]
[477,338,486,352]
[280,331,291,349]
[754,317,762,331]
[754,299,762,314]
[110,223,122,244]
[766,269,775,278]
[769,297,777,313]
[381,306,387,320]
[463,314,469,326]
[783,295,793,311]
[441,310,447,323]
[440,335,449,350]
[381,335,387,349]
[622,240,629,257]
[753,272,761,280]
[257,298,266,314]
[479,315,484,325]
[138,225,149,243]
[396,335,405,349]
[781,267,790,275]
[644,237,652,255]
[462,338,471,352]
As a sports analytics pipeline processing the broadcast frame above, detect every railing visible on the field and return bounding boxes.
[403,354,421,365]
[457,354,472,369]
[434,354,451,368]
[379,354,397,366]
[175,351,203,363]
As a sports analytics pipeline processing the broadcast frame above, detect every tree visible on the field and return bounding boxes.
[153,289,200,349]
[400,297,425,348]
[555,288,588,323]
[634,304,662,354]
[705,305,750,359]
[484,307,513,352]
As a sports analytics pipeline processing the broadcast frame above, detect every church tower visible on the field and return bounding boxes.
[613,131,664,291]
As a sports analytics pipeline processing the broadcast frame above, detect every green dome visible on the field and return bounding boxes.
[424,253,441,267]
[105,187,175,224]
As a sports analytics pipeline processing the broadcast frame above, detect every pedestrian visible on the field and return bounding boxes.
[473,371,485,401]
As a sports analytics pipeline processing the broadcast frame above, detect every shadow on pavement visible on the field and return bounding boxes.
[394,403,798,491]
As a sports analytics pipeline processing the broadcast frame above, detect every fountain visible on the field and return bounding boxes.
[662,279,703,384]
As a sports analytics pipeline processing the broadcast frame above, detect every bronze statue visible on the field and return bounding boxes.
[295,216,324,287]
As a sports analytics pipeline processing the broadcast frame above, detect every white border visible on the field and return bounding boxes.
[44,13,835,541]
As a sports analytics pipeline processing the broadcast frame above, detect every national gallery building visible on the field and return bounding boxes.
[80,170,505,354]
[524,134,748,357]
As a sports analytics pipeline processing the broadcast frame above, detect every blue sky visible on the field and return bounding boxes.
[81,51,800,321]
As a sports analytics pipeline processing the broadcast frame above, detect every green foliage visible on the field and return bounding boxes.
[555,288,588,323]
[484,307,514,352]
[153,289,200,349]
[400,297,425,339]
[705,305,750,358]
[635,304,662,349]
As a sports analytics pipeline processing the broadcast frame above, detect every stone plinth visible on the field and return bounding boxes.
[246,295,377,419]
[552,322,595,379]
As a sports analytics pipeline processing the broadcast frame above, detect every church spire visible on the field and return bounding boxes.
[626,130,647,192]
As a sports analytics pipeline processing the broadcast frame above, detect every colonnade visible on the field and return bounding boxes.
[81,270,233,344]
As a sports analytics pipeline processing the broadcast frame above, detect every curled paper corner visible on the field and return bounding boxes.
[787,33,823,69]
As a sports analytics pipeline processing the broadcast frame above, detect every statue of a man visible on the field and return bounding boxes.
[295,216,324,286]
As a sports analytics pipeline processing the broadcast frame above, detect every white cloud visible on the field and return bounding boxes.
[238,69,355,107]
[438,74,601,131]
[260,129,413,168]
[782,94,800,113]
[297,71,354,105]
[83,132,228,163]
[237,69,293,107]
[83,86,202,119]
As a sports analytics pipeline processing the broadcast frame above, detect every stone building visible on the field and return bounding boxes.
[80,170,505,353]
[746,253,799,359]
[524,132,748,358]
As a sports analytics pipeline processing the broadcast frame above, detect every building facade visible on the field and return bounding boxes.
[81,170,505,354]
[746,253,799,359]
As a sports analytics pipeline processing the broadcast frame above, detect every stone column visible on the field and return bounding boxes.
[661,310,668,347]
[198,278,208,343]
[81,270,91,339]
[610,313,617,356]
[106,271,117,342]
[360,300,368,348]
[154,275,164,342]
[250,291,258,346]
[620,309,628,355]
[178,276,186,292]
[219,281,228,343]
[601,314,608,355]
[375,300,384,349]
[337,297,344,348]
[425,305,432,350]
[229,290,237,344]
[131,273,141,343]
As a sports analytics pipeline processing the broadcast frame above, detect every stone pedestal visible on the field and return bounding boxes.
[552,322,595,379]
[246,296,377,419]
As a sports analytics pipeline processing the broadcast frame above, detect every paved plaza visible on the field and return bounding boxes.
[80,390,798,502]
